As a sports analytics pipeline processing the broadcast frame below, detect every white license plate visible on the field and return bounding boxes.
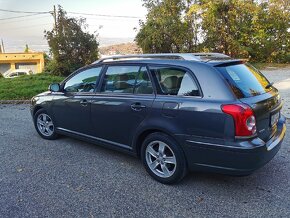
[270,112,280,127]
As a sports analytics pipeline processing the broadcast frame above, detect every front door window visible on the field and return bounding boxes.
[64,67,102,93]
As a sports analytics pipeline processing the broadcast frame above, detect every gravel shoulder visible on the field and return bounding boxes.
[262,67,290,118]
[0,104,289,217]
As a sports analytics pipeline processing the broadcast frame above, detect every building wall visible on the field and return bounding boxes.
[0,53,44,75]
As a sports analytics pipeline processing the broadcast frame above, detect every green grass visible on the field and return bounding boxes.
[0,73,65,100]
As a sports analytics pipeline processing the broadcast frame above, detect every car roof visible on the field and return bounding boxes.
[89,58,243,69]
[91,53,243,68]
[94,53,231,63]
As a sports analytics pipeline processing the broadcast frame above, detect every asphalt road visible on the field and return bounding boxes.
[263,68,290,119]
[0,104,289,218]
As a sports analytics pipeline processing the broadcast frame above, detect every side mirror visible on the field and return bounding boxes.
[49,83,61,92]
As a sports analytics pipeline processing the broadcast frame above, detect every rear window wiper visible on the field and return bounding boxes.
[265,82,274,89]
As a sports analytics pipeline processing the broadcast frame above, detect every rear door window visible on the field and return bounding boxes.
[216,63,272,98]
[134,67,154,95]
[101,65,153,95]
[149,66,200,96]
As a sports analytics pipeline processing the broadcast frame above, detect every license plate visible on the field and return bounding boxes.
[270,112,280,127]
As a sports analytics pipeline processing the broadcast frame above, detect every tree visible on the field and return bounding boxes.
[185,1,203,52]
[24,44,29,53]
[135,0,192,53]
[200,0,253,57]
[245,0,290,62]
[45,6,99,76]
[194,0,290,61]
[136,0,290,63]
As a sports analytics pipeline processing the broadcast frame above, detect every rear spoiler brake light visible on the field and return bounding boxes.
[214,60,244,67]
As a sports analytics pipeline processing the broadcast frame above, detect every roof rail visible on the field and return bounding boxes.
[93,53,230,63]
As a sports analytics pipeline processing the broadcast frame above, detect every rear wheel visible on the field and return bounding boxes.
[34,109,58,140]
[141,132,187,184]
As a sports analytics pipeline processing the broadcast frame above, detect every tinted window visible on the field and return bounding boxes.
[217,63,272,98]
[101,66,153,94]
[64,67,102,92]
[149,66,200,96]
[134,67,153,95]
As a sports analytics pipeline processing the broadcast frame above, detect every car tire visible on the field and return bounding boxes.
[34,108,58,140]
[141,132,187,184]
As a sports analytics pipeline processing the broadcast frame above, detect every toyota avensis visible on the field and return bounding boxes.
[31,53,286,184]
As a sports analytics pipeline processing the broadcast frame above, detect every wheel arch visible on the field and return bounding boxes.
[33,105,43,117]
[133,127,178,158]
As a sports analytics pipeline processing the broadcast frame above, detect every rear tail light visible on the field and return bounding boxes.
[221,104,256,137]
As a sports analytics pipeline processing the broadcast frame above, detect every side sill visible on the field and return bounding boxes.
[56,127,133,151]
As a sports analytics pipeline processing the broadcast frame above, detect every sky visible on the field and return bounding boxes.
[0,0,147,52]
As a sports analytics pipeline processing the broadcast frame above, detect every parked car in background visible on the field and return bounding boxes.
[30,53,286,184]
[4,69,33,78]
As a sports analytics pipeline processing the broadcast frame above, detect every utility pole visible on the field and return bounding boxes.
[51,5,57,34]
[1,39,5,53]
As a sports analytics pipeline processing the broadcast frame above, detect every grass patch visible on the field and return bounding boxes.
[251,63,290,70]
[0,73,65,100]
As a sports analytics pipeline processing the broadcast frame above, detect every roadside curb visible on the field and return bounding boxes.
[0,100,30,104]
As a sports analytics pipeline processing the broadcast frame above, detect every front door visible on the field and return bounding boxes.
[91,65,155,147]
[52,66,102,134]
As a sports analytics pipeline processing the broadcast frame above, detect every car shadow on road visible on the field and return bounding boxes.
[56,135,139,163]
[179,157,288,197]
[52,134,288,196]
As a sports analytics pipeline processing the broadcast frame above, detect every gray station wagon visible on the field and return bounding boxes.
[31,53,286,184]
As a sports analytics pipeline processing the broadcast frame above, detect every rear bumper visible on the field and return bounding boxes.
[180,116,287,175]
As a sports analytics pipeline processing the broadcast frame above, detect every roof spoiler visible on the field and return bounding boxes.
[213,60,245,67]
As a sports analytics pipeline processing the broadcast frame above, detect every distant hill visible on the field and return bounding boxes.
[3,37,135,53]
[99,42,142,56]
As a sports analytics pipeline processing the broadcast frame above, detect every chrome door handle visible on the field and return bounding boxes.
[80,99,88,106]
[131,103,146,111]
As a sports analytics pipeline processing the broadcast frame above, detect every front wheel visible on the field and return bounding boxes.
[34,109,58,140]
[141,133,187,184]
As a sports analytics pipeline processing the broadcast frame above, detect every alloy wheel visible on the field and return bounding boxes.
[145,140,177,178]
[36,113,54,137]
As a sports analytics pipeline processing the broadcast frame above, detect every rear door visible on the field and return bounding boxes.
[90,64,155,147]
[216,63,282,141]
[147,65,226,139]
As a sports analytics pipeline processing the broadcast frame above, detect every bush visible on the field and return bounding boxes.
[45,6,99,76]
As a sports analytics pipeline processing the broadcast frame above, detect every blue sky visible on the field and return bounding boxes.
[0,0,146,52]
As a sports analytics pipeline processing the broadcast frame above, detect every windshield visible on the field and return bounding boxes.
[216,63,272,98]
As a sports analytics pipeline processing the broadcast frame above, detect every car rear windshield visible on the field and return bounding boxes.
[216,63,272,98]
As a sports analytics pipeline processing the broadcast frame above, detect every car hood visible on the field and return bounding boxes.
[36,91,51,97]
